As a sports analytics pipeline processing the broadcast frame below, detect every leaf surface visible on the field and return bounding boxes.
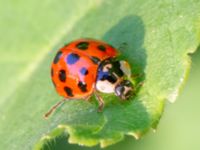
[0,0,200,149]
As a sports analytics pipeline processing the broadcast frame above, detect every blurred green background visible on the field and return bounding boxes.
[43,48,200,150]
[0,0,200,150]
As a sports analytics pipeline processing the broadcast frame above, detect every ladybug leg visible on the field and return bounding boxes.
[94,92,104,112]
[44,99,66,119]
[85,95,92,101]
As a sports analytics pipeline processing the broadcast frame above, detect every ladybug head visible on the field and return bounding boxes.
[96,58,134,100]
[114,80,133,100]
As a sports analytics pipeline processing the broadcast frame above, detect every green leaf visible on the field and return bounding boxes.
[0,0,200,149]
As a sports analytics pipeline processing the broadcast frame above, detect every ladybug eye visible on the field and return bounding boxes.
[114,80,133,100]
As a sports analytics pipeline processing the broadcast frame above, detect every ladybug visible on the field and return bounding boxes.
[45,38,134,118]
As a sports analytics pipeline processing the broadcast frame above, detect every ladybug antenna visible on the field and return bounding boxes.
[44,99,66,119]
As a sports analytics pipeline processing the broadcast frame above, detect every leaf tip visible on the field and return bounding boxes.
[99,135,124,148]
[41,135,51,140]
[151,127,157,133]
[127,131,142,140]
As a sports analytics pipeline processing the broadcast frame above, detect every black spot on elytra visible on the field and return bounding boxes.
[90,56,100,64]
[76,42,89,50]
[80,67,88,75]
[97,45,106,51]
[66,53,80,65]
[64,86,73,97]
[78,81,87,92]
[51,68,54,76]
[53,51,62,64]
[58,69,66,82]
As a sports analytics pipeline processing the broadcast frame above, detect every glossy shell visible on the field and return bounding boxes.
[51,39,118,99]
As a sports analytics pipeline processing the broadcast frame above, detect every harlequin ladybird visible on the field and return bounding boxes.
[45,38,134,118]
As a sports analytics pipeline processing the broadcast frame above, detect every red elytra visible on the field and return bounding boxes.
[51,38,118,99]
